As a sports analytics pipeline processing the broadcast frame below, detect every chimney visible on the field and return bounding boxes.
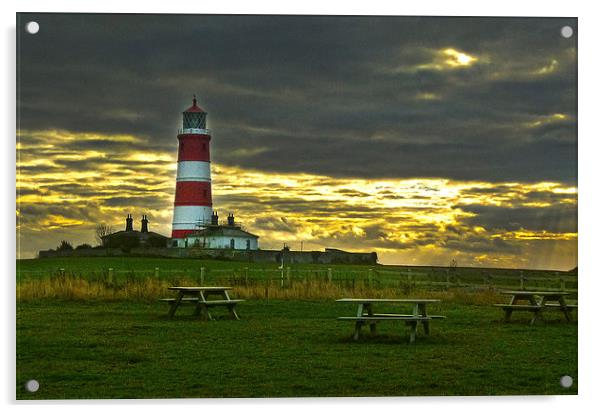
[211,211,219,225]
[125,214,133,231]
[141,215,148,233]
[227,213,235,226]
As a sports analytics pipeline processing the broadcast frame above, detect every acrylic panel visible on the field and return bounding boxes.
[16,13,578,399]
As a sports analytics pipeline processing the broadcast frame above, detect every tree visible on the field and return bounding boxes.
[57,240,73,251]
[75,243,92,250]
[95,223,114,245]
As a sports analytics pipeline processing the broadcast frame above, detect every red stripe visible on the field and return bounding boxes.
[174,181,212,206]
[171,229,196,238]
[177,134,211,161]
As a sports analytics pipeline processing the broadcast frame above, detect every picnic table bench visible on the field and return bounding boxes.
[494,290,576,325]
[336,298,445,343]
[160,286,244,320]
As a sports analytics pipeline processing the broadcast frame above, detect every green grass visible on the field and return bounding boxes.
[16,299,577,399]
[17,256,273,275]
[17,256,379,278]
[16,257,577,292]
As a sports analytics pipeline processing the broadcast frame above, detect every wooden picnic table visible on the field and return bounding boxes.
[336,298,445,343]
[494,290,575,325]
[161,286,244,320]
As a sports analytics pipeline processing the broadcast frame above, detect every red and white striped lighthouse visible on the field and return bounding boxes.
[171,96,213,245]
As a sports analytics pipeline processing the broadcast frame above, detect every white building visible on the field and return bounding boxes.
[184,226,259,250]
[178,212,259,250]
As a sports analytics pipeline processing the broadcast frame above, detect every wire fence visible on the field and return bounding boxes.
[17,266,578,293]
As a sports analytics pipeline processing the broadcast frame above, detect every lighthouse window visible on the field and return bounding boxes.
[183,112,206,129]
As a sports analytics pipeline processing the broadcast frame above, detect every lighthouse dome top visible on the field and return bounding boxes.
[184,96,206,113]
[181,95,209,132]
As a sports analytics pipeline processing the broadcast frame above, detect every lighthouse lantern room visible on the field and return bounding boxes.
[170,97,213,246]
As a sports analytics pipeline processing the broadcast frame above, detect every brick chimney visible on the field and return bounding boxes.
[141,215,148,233]
[125,214,133,232]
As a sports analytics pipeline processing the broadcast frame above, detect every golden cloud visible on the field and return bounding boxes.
[525,113,570,128]
[16,129,577,269]
[415,48,479,71]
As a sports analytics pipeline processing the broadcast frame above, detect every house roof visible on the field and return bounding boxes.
[101,230,168,240]
[186,225,259,239]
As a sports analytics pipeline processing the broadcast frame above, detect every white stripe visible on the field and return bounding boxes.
[172,206,213,229]
[176,161,211,182]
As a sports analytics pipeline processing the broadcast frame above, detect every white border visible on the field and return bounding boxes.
[4,1,601,412]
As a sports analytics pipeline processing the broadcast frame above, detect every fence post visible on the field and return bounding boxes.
[200,267,205,286]
[265,279,270,302]
[154,267,159,278]
[108,268,113,284]
[560,277,566,292]
[520,271,525,290]
[244,267,249,286]
[327,268,332,283]
[286,267,291,287]
[446,269,450,289]
[368,268,373,288]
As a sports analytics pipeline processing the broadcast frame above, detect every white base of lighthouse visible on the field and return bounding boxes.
[171,205,213,240]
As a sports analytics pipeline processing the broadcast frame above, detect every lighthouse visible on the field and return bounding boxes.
[170,96,213,246]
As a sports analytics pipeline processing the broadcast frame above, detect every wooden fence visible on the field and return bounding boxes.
[17,266,578,293]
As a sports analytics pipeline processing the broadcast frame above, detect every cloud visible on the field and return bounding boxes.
[455,203,577,234]
[17,14,576,184]
[15,15,578,269]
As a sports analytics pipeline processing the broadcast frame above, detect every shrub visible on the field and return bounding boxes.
[57,240,73,251]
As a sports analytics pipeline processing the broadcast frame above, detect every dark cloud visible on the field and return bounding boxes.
[15,14,578,269]
[443,234,521,254]
[455,203,577,233]
[252,216,300,233]
[17,14,577,183]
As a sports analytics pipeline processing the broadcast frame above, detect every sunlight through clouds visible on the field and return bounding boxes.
[15,16,576,271]
[442,48,478,67]
[16,129,577,270]
[414,48,480,71]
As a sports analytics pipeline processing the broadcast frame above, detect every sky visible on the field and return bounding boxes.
[16,14,577,270]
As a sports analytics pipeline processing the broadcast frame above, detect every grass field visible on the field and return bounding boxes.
[16,256,576,277]
[18,256,410,275]
[16,257,577,293]
[17,299,577,399]
[16,257,578,398]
